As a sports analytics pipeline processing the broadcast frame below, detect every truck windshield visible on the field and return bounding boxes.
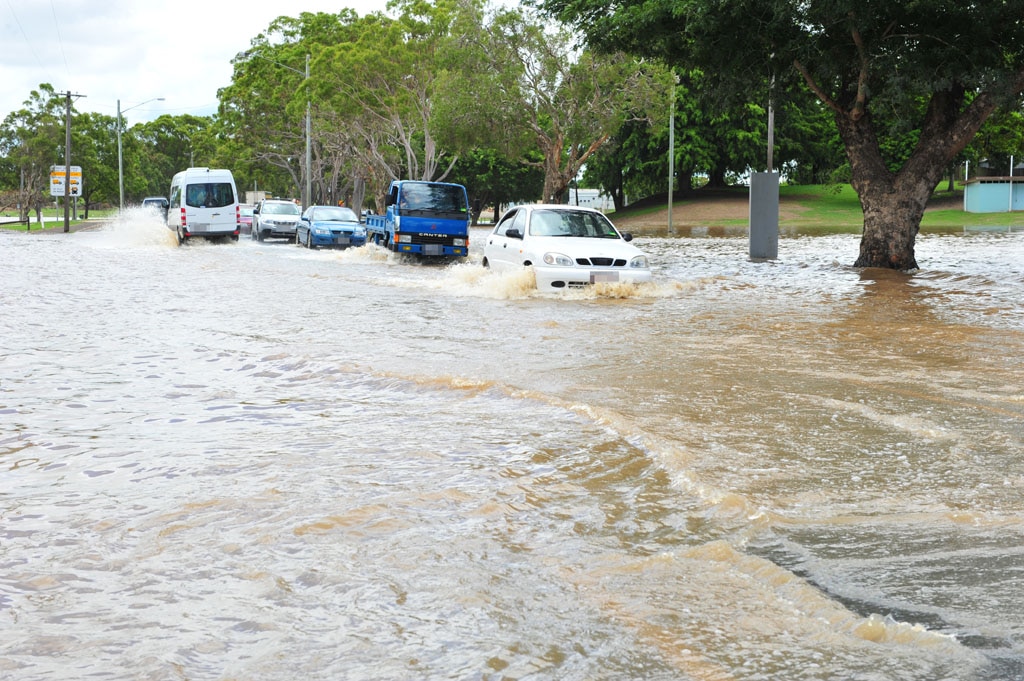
[399,184,467,218]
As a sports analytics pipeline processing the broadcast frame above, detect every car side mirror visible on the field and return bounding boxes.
[622,232,633,242]
[505,228,523,239]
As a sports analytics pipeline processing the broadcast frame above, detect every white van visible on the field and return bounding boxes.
[166,167,240,243]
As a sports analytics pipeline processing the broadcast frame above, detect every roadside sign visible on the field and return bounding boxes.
[50,165,83,197]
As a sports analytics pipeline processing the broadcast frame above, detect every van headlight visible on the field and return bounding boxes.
[629,255,649,268]
[543,252,574,267]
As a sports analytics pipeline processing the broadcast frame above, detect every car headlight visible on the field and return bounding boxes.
[542,252,574,267]
[355,227,366,236]
[313,225,331,235]
[629,255,649,268]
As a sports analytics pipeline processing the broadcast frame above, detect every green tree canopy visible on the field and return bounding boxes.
[476,6,673,203]
[544,0,1024,269]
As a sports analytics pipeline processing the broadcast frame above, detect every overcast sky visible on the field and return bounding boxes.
[1,0,387,125]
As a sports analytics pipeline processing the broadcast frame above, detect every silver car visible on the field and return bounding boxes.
[252,199,302,242]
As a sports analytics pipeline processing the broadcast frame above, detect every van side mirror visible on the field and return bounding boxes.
[622,232,633,242]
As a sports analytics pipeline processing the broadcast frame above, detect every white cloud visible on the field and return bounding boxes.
[1,0,388,124]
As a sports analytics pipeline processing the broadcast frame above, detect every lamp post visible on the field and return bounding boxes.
[240,51,312,209]
[118,97,164,212]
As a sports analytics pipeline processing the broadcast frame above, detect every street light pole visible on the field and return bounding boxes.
[240,50,312,209]
[118,97,164,212]
[305,53,311,211]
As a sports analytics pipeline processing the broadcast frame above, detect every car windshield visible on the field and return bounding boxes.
[264,202,301,215]
[528,209,621,238]
[311,207,358,222]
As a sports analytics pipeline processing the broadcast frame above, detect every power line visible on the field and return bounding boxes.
[48,0,71,75]
[4,0,45,70]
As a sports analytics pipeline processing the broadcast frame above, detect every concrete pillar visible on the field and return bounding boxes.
[749,172,779,260]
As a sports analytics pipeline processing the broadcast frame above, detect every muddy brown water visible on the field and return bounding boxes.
[2,211,1022,679]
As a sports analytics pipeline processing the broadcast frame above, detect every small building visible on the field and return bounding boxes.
[963,177,1024,213]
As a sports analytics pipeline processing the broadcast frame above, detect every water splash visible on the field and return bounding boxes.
[89,207,178,248]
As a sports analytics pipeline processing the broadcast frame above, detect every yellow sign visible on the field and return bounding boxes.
[49,165,83,197]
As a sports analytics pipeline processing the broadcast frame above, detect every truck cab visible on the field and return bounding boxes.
[365,180,470,257]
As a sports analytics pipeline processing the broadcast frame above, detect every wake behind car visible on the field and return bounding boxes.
[296,205,367,249]
[252,199,301,242]
[483,204,652,290]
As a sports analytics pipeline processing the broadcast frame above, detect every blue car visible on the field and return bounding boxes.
[295,205,367,249]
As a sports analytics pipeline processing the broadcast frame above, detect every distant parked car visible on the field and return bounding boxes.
[238,204,254,235]
[296,205,367,249]
[482,204,652,290]
[141,196,168,218]
[252,199,301,242]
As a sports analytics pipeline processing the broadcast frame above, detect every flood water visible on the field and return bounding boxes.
[2,211,1023,680]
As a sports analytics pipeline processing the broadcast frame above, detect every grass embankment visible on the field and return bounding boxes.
[611,183,1024,237]
[0,208,116,233]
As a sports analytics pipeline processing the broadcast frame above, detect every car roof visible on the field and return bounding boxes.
[509,204,605,215]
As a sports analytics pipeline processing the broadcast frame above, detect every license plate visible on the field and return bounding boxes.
[335,236,350,245]
[423,244,443,255]
[590,272,619,283]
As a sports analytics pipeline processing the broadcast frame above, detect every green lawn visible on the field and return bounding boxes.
[1,208,116,232]
[614,183,1024,235]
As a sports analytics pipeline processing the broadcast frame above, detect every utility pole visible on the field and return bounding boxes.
[58,91,85,232]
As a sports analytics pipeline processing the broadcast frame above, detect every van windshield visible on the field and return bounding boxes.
[185,183,235,209]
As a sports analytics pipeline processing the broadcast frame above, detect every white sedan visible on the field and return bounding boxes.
[482,204,652,290]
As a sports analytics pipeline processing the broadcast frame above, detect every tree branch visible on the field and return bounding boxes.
[792,59,843,115]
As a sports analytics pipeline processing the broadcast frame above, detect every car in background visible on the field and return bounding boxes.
[296,205,367,249]
[251,199,301,242]
[482,204,652,290]
[238,204,254,235]
[141,196,168,219]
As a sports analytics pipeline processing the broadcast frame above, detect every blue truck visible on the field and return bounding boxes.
[365,180,470,257]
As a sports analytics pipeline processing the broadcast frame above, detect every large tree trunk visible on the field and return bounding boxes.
[854,183,928,270]
[835,89,1002,270]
